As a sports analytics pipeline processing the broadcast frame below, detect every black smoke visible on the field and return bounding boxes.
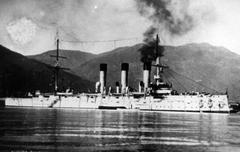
[136,0,195,41]
[138,36,164,63]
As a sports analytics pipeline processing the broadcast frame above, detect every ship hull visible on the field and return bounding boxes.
[132,95,230,113]
[2,94,230,113]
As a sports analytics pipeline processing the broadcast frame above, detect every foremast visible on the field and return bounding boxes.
[50,31,68,94]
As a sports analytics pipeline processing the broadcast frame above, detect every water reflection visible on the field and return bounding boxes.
[0,108,239,151]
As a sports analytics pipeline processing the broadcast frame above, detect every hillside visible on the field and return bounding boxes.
[162,43,240,100]
[0,45,94,97]
[72,44,143,88]
[28,43,240,102]
[28,49,96,71]
[71,43,240,101]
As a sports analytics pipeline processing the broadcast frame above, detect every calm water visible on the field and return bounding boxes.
[0,108,240,152]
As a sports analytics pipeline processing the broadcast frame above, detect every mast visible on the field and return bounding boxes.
[155,34,161,85]
[55,39,60,93]
[50,30,68,94]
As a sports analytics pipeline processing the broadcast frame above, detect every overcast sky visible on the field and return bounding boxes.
[0,0,240,55]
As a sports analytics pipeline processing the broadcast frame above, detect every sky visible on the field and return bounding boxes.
[0,0,240,55]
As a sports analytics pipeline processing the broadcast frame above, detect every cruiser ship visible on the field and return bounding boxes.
[1,35,231,113]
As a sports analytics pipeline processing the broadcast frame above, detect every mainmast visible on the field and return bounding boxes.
[154,34,162,85]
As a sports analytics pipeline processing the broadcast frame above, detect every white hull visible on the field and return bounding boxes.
[2,94,230,113]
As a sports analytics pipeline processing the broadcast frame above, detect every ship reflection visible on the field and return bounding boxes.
[54,110,230,151]
[0,108,238,152]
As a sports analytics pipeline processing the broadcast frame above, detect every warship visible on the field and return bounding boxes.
[1,35,231,113]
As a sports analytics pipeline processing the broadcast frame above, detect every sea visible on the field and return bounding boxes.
[0,108,240,152]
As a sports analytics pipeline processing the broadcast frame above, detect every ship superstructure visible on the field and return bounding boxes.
[2,35,230,113]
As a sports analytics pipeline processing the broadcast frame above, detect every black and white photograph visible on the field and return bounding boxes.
[0,0,240,151]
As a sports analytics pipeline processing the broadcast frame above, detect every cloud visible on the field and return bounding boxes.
[1,0,240,55]
[0,0,149,55]
[6,17,37,45]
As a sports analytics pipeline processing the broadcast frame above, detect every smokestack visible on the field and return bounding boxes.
[143,62,151,90]
[116,81,120,94]
[121,63,129,94]
[95,81,100,93]
[139,81,144,93]
[100,63,107,94]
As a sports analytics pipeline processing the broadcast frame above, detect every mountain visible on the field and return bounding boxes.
[28,49,96,72]
[72,44,143,89]
[0,45,94,97]
[29,43,240,102]
[71,43,240,102]
[162,43,240,101]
